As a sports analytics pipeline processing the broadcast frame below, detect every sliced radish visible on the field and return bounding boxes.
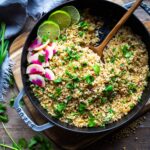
[26,64,45,75]
[27,51,43,63]
[34,40,50,51]
[45,46,53,59]
[29,74,45,87]
[28,38,42,51]
[45,69,55,80]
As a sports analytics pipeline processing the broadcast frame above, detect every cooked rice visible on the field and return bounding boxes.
[31,14,149,128]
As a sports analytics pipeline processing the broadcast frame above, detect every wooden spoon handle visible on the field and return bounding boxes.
[97,0,143,50]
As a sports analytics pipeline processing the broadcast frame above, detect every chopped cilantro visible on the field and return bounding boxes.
[64,47,80,61]
[65,70,74,78]
[84,75,94,85]
[41,35,49,43]
[78,103,86,114]
[72,76,80,82]
[58,34,67,41]
[128,82,137,93]
[66,82,77,90]
[66,96,72,102]
[108,108,115,114]
[48,94,57,101]
[88,98,94,104]
[55,87,62,97]
[104,85,113,92]
[121,44,133,58]
[100,97,107,104]
[56,103,66,112]
[73,66,79,70]
[38,55,45,63]
[93,64,100,75]
[88,115,96,127]
[130,104,135,110]
[110,56,117,63]
[79,21,89,30]
[78,31,85,37]
[110,76,117,82]
[54,78,62,84]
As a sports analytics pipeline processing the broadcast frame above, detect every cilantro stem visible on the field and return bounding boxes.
[2,123,19,149]
[0,144,17,150]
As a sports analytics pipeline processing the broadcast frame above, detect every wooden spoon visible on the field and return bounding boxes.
[90,0,143,57]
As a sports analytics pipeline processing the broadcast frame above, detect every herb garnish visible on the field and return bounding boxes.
[128,82,137,94]
[88,115,96,127]
[78,31,85,37]
[54,102,66,118]
[79,21,89,30]
[54,77,62,84]
[78,103,86,114]
[121,44,133,58]
[58,34,67,41]
[92,64,100,75]
[38,55,45,63]
[84,75,94,85]
[64,47,80,61]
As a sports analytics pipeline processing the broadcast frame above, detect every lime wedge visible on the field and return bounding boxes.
[48,10,71,30]
[62,6,80,24]
[37,21,60,42]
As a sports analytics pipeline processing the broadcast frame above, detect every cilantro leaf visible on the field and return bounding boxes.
[121,44,133,58]
[78,103,86,114]
[38,55,45,63]
[88,115,96,127]
[84,75,94,85]
[53,78,62,84]
[93,64,100,75]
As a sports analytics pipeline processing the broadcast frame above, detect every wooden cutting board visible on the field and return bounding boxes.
[9,0,150,148]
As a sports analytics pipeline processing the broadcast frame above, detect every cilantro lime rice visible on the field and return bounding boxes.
[28,13,149,128]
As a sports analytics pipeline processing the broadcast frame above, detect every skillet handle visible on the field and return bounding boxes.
[13,89,54,132]
[123,1,150,16]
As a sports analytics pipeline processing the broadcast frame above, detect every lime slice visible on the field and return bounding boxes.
[37,21,60,41]
[48,10,71,30]
[62,6,80,24]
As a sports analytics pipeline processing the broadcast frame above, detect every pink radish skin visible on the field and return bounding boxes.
[45,47,53,59]
[28,38,42,51]
[34,40,50,51]
[29,74,45,87]
[26,64,45,75]
[45,69,55,80]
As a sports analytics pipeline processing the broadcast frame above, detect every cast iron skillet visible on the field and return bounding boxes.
[20,0,150,133]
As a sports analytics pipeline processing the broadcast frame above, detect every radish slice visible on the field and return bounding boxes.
[34,40,50,51]
[26,64,45,75]
[45,46,53,59]
[29,74,45,87]
[28,38,42,51]
[45,69,55,80]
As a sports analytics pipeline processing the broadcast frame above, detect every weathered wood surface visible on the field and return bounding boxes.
[0,0,150,149]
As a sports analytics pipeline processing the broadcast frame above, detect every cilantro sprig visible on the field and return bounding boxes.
[0,22,9,65]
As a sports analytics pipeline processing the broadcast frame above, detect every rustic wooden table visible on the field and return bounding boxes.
[0,0,150,150]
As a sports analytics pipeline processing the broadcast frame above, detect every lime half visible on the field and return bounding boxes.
[48,10,71,30]
[37,21,60,41]
[62,6,80,24]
